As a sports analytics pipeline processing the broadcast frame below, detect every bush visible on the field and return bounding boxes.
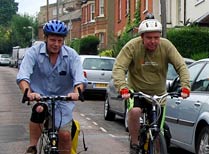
[69,38,80,53]
[79,35,99,55]
[99,49,114,57]
[167,27,209,60]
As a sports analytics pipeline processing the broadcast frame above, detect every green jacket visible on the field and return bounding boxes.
[112,37,190,95]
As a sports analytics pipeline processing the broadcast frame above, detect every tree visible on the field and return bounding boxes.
[10,14,37,48]
[79,36,100,55]
[0,0,18,26]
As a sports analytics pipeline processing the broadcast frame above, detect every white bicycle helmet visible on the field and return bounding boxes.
[138,19,162,35]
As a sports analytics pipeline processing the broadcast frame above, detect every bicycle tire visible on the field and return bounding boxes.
[37,133,50,154]
[149,132,167,154]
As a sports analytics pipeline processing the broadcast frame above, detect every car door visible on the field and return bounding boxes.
[176,62,209,144]
[166,61,207,144]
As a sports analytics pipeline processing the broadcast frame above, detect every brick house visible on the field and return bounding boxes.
[37,0,82,41]
[37,0,209,49]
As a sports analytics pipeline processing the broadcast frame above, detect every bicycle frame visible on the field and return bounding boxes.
[130,91,180,154]
[22,88,84,154]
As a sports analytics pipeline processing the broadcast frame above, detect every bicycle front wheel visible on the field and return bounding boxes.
[149,132,167,154]
[37,133,50,154]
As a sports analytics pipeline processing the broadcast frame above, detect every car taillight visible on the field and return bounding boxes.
[83,71,87,78]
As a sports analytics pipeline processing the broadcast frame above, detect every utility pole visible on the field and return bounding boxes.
[46,0,49,21]
[160,0,167,38]
[56,0,59,20]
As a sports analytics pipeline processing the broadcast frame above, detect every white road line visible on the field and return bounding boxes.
[86,117,91,120]
[80,113,85,117]
[100,127,107,133]
[92,121,98,125]
[108,134,115,137]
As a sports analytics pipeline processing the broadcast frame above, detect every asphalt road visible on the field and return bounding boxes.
[0,66,193,154]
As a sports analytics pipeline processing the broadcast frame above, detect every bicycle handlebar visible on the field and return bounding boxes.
[21,87,85,104]
[118,91,180,104]
[130,91,180,103]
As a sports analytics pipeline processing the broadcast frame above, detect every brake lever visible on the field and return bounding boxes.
[78,87,84,102]
[22,88,29,104]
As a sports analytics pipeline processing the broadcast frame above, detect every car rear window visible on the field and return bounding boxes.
[83,58,115,71]
[1,54,10,58]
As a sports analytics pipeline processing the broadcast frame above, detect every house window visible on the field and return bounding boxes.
[99,0,104,16]
[135,0,139,9]
[90,3,95,21]
[118,0,122,21]
[85,6,88,23]
[143,0,148,13]
[126,0,130,15]
[99,32,104,48]
[53,8,57,16]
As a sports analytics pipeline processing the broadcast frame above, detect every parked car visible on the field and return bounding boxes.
[166,58,209,153]
[166,58,195,87]
[104,58,195,131]
[80,55,115,98]
[0,54,11,66]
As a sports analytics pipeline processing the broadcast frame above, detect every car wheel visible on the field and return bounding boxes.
[196,126,209,154]
[124,108,129,132]
[104,96,115,121]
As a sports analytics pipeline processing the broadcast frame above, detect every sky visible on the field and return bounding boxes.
[15,0,56,16]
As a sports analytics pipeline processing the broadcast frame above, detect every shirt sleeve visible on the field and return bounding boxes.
[16,48,37,84]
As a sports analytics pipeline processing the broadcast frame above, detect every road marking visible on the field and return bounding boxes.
[80,113,85,117]
[109,134,115,137]
[100,127,107,133]
[86,117,91,120]
[92,121,98,125]
[79,112,128,139]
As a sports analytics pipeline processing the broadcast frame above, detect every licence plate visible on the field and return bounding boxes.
[94,83,107,88]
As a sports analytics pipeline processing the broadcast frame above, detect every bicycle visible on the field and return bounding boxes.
[127,91,180,154]
[21,88,84,154]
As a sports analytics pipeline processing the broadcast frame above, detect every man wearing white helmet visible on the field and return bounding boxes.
[112,15,190,154]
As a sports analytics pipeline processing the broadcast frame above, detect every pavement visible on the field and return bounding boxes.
[0,67,129,154]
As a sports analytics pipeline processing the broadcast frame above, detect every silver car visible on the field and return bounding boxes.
[166,58,209,153]
[104,58,195,131]
[80,55,115,98]
[0,54,11,66]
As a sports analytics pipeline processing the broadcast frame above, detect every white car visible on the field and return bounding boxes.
[0,54,11,66]
[80,55,115,99]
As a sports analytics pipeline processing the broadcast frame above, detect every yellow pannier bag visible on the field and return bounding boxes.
[71,119,88,154]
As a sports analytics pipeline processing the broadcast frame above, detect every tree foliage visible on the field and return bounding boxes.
[167,26,209,60]
[79,36,100,55]
[10,15,37,48]
[0,0,18,26]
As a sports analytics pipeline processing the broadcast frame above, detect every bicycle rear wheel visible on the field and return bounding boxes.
[149,132,167,154]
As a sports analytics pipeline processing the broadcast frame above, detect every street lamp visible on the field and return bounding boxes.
[23,26,34,45]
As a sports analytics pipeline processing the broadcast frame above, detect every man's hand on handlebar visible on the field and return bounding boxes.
[120,88,130,99]
[67,92,80,101]
[27,92,44,113]
[27,92,41,101]
[180,87,190,99]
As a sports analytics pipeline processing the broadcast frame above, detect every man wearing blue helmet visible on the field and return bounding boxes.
[17,20,87,154]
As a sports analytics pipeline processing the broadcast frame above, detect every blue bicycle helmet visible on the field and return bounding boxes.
[43,20,68,37]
